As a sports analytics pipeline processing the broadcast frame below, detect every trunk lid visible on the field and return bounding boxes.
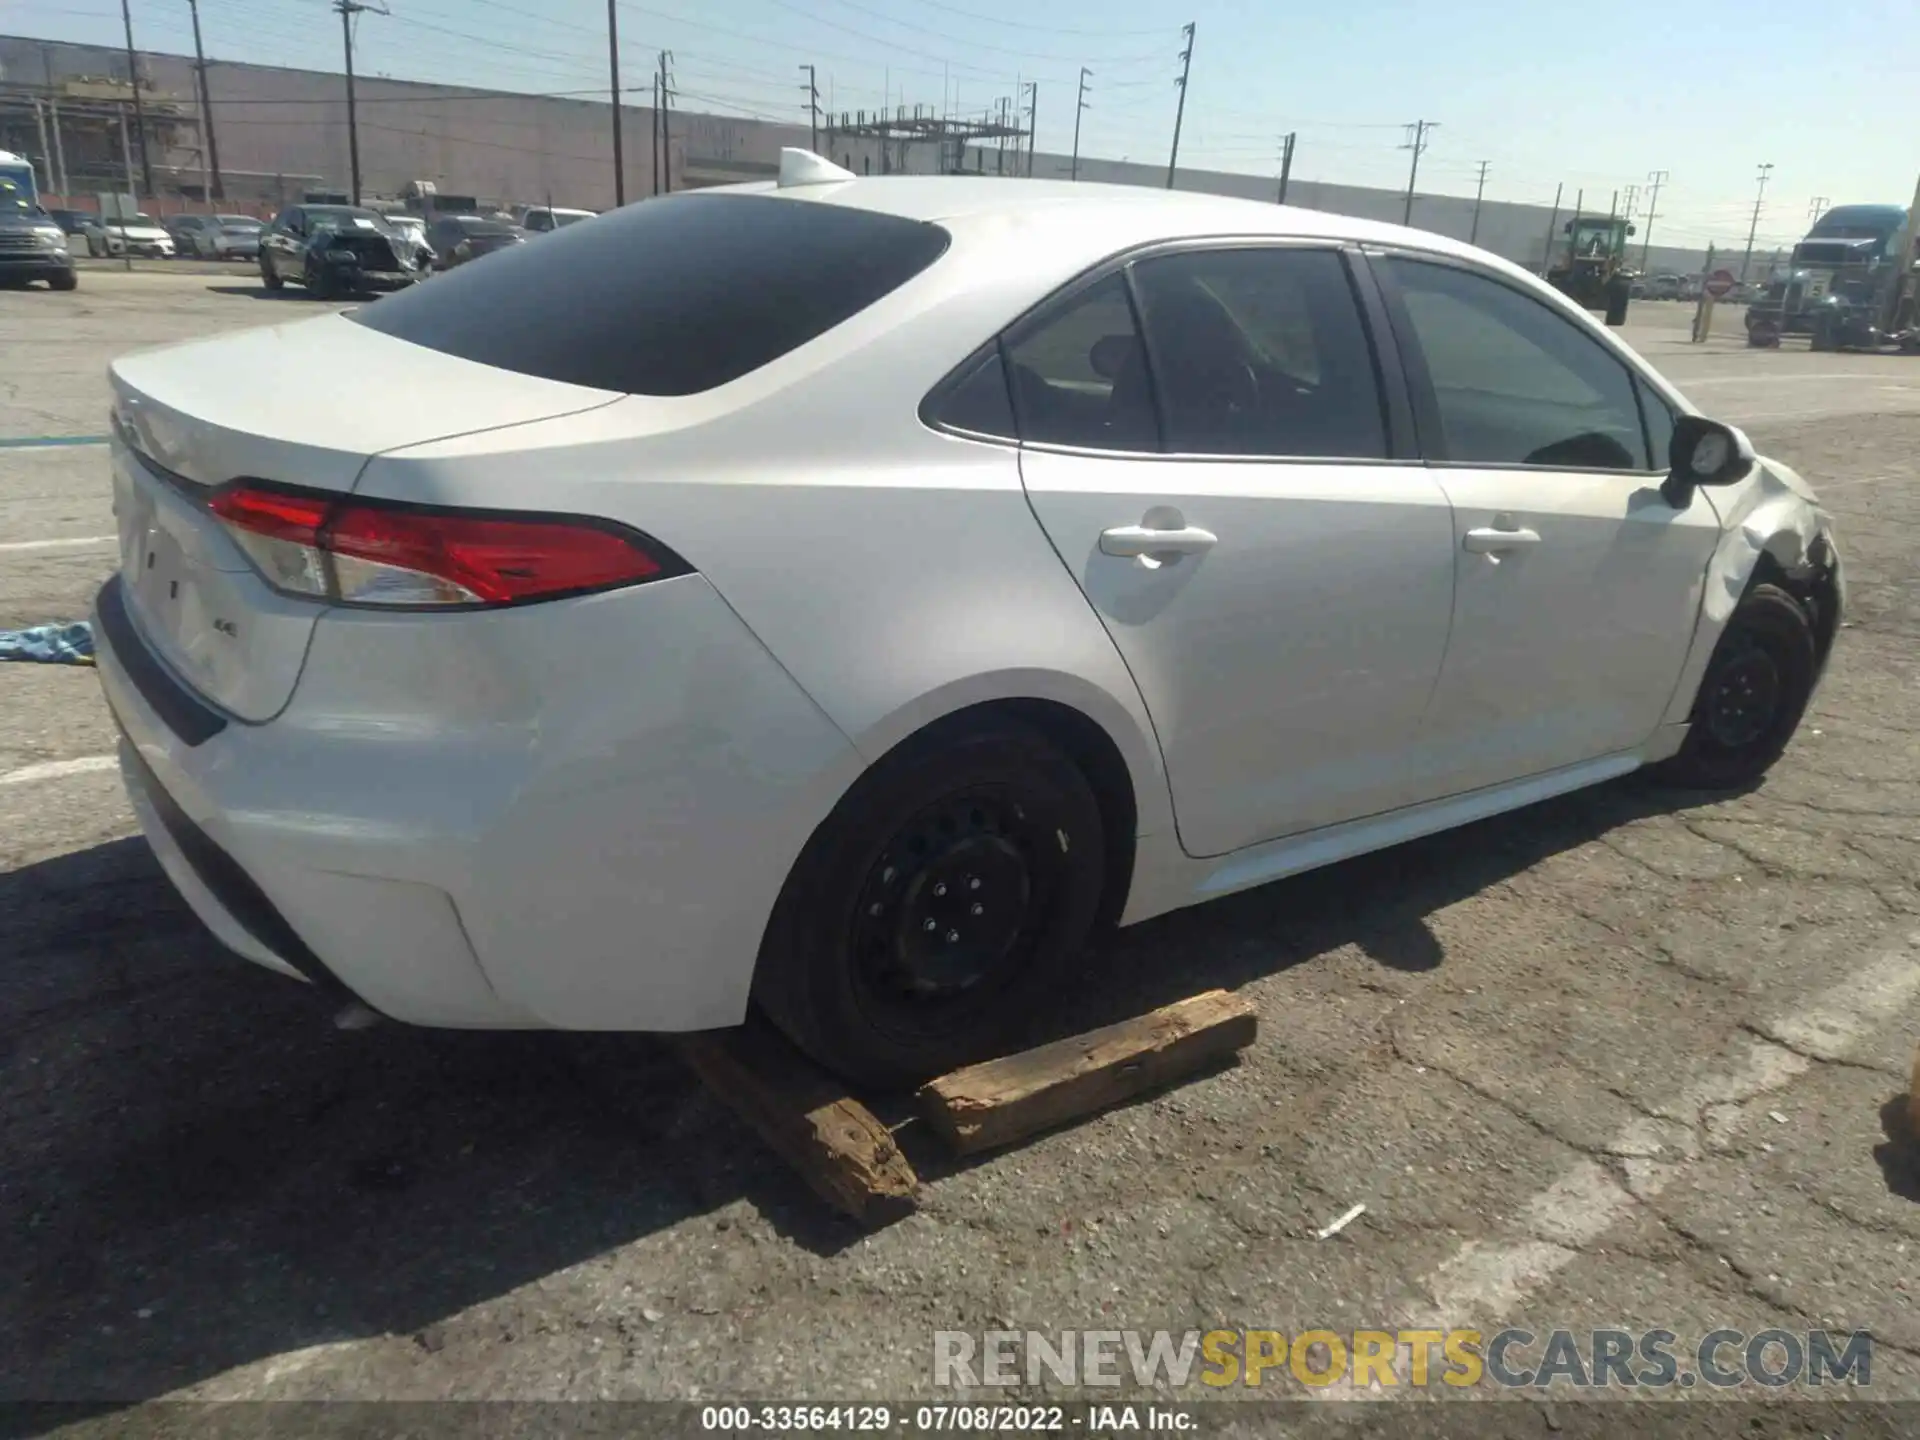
[107,312,622,720]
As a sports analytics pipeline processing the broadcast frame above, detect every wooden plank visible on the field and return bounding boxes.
[671,1021,920,1226]
[917,989,1258,1156]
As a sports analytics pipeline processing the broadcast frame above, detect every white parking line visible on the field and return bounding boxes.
[0,535,117,553]
[0,754,119,786]
[1311,927,1920,1398]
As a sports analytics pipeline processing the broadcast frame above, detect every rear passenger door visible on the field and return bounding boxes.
[1007,244,1459,858]
[1370,252,1721,794]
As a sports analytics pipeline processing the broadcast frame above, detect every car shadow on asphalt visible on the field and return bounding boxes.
[1874,1096,1919,1204]
[0,777,1707,1409]
[202,285,307,301]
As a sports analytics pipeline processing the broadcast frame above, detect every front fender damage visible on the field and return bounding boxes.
[1661,457,1845,729]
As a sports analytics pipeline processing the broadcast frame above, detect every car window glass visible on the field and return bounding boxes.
[351,192,951,397]
[1129,248,1387,459]
[1384,258,1651,470]
[1636,376,1677,471]
[1003,273,1158,452]
[930,347,1018,440]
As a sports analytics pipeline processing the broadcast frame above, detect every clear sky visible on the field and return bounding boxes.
[9,0,1916,249]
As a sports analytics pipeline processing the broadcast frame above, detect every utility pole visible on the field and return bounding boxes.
[607,0,624,205]
[1400,119,1435,225]
[1166,22,1194,190]
[118,0,153,196]
[1024,80,1037,178]
[1540,181,1563,276]
[184,0,223,200]
[1622,183,1638,220]
[116,104,136,270]
[1808,196,1828,223]
[1070,66,1089,181]
[658,50,673,193]
[1640,168,1668,269]
[801,64,820,151]
[1740,161,1773,281]
[651,74,660,195]
[1469,159,1490,245]
[1276,131,1295,205]
[333,0,385,207]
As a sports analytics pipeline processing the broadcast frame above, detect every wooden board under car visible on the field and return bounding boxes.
[916,988,1259,1156]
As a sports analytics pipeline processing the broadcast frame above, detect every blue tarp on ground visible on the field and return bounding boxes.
[0,621,95,666]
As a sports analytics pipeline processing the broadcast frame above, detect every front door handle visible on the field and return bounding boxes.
[1463,525,1542,554]
[1100,523,1219,560]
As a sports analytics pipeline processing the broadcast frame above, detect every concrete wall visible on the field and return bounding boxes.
[3,32,1719,274]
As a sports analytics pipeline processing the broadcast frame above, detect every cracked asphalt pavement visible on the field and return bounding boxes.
[3,275,1918,1435]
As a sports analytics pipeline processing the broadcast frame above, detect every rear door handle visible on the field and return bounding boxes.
[1100,524,1219,559]
[1463,526,1542,554]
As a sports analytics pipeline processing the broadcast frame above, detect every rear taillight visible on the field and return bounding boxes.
[208,482,686,608]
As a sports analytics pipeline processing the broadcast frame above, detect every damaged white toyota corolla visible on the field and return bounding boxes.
[93,151,1843,1087]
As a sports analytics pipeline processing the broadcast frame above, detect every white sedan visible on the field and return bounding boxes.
[93,151,1843,1086]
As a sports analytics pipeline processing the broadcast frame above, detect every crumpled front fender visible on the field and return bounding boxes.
[1661,456,1845,727]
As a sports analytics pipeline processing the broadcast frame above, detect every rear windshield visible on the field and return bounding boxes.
[349,192,952,396]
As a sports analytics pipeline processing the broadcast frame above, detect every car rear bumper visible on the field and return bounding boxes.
[91,569,863,1032]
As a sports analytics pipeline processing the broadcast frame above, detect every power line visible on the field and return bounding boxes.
[776,0,1169,67]
[888,0,1169,38]
[1400,118,1436,225]
[333,0,387,207]
[1641,168,1668,269]
[1070,64,1089,180]
[1741,161,1773,281]
[1165,21,1192,189]
[607,0,624,205]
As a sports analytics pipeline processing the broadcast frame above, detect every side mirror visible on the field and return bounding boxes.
[1661,414,1756,507]
[1627,223,1637,236]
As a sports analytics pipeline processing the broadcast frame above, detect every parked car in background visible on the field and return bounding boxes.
[81,213,175,258]
[427,214,527,269]
[0,190,76,290]
[166,214,217,254]
[203,215,265,259]
[258,203,422,298]
[384,213,434,268]
[90,161,1843,1085]
[517,205,596,234]
[43,208,91,238]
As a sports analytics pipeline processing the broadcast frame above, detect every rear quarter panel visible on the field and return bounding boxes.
[354,211,1178,845]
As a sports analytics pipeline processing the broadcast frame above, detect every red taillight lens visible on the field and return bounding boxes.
[208,482,683,608]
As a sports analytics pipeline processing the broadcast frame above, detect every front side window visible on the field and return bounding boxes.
[1129,247,1387,459]
[1002,273,1158,452]
[1382,257,1653,471]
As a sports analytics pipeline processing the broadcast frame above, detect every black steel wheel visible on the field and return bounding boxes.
[753,717,1106,1088]
[1651,583,1818,791]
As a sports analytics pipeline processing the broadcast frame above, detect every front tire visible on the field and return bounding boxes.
[752,718,1107,1089]
[47,270,77,292]
[1651,583,1818,790]
[259,256,283,291]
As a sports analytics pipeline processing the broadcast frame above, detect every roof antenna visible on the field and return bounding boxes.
[779,147,858,188]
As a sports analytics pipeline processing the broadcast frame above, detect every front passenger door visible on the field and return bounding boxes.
[1373,253,1722,794]
[264,209,302,280]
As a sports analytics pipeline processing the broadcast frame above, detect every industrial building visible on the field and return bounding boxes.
[2,31,1713,275]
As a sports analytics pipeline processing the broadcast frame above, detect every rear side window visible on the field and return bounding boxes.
[1003,273,1159,452]
[350,193,951,397]
[1129,247,1387,459]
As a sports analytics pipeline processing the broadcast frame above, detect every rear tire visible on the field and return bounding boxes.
[1650,583,1817,791]
[752,718,1106,1089]
[259,257,283,291]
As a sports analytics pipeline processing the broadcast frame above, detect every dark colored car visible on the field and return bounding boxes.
[427,214,527,270]
[43,207,92,237]
[0,192,77,291]
[258,203,423,298]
